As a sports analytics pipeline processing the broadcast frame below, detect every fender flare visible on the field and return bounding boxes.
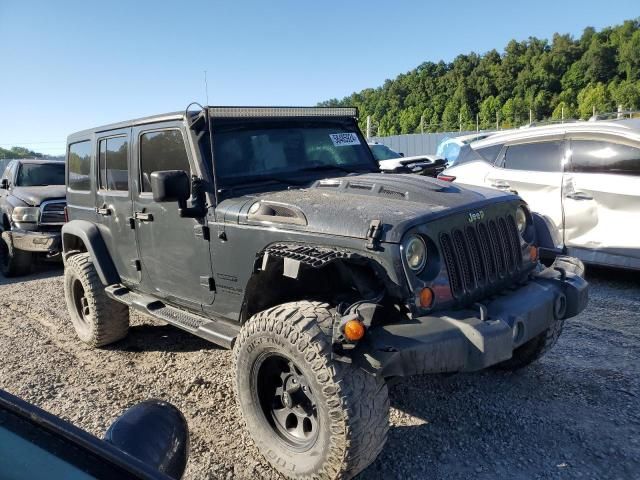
[532,213,564,259]
[62,220,120,285]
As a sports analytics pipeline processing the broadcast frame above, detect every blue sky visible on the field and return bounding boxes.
[0,0,638,155]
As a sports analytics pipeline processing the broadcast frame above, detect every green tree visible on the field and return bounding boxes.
[577,83,614,118]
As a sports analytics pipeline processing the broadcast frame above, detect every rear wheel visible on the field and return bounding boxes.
[0,233,32,277]
[233,301,389,479]
[64,253,129,346]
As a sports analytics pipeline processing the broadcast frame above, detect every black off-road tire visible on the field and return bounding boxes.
[0,233,32,277]
[233,301,389,480]
[64,253,129,347]
[494,317,565,371]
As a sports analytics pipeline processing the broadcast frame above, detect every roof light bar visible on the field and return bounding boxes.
[207,106,358,118]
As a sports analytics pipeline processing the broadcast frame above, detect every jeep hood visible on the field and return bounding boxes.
[11,186,66,206]
[218,173,515,243]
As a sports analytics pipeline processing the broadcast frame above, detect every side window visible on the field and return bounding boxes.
[570,139,640,176]
[68,141,92,191]
[98,136,129,191]
[475,144,504,164]
[502,141,563,172]
[139,130,190,193]
[2,162,15,183]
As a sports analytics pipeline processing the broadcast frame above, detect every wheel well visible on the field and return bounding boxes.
[242,256,396,322]
[62,233,88,257]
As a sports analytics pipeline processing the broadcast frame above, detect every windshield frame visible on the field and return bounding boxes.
[15,162,65,187]
[210,118,379,191]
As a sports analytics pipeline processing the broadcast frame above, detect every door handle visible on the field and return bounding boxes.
[96,207,111,216]
[565,191,593,201]
[134,211,154,222]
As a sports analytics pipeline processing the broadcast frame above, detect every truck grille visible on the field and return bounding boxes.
[40,201,66,225]
[439,213,523,300]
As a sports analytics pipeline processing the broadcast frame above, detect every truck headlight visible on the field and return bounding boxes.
[515,206,528,235]
[404,234,427,273]
[12,207,40,223]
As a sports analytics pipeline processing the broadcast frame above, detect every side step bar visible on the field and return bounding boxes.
[105,284,239,349]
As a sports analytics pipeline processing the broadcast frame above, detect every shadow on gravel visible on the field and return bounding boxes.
[0,261,63,286]
[108,324,223,353]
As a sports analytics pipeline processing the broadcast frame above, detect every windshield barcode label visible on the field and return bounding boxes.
[329,133,360,147]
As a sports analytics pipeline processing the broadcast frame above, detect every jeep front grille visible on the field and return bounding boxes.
[40,200,66,225]
[440,213,522,300]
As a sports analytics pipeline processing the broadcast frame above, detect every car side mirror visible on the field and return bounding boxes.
[150,170,190,204]
[399,152,405,157]
[0,179,8,189]
[105,400,189,479]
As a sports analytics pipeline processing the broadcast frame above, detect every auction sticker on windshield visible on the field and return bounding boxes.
[329,133,360,147]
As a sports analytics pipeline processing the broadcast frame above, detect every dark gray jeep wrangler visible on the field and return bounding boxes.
[62,107,588,479]
[0,159,66,276]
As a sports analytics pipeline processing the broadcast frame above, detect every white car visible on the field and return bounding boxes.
[439,119,640,271]
[369,143,446,177]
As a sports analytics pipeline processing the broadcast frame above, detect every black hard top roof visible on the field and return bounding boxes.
[67,106,359,142]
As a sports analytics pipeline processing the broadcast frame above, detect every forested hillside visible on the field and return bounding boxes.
[320,19,640,135]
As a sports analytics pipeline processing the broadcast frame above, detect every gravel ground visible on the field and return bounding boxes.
[1,263,639,479]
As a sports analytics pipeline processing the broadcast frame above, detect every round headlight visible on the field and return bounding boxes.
[404,235,427,272]
[515,206,528,235]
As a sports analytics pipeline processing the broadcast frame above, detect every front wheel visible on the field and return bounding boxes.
[233,301,389,479]
[494,316,565,371]
[0,233,32,277]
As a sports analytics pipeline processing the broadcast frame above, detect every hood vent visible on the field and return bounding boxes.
[379,187,407,200]
[247,201,307,226]
[347,182,374,191]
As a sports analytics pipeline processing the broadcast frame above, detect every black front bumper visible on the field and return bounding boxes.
[362,263,588,377]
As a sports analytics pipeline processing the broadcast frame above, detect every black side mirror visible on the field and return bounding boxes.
[399,152,405,157]
[105,400,189,480]
[0,179,8,189]
[150,170,190,204]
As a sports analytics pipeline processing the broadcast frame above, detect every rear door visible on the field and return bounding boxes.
[131,123,214,307]
[487,138,566,235]
[94,129,140,285]
[564,136,640,268]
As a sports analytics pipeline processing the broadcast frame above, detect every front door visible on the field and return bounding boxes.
[564,136,640,267]
[486,138,566,236]
[131,123,214,307]
[94,129,139,285]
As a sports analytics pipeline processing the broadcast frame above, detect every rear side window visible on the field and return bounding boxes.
[68,141,92,191]
[139,130,190,192]
[475,144,504,164]
[99,136,129,191]
[570,140,640,176]
[502,141,563,172]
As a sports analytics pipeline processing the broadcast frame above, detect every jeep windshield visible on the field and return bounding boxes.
[212,121,378,187]
[16,163,65,186]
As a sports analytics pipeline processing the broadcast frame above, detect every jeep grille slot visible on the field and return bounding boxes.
[439,212,523,302]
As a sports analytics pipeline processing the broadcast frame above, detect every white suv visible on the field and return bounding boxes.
[439,119,640,271]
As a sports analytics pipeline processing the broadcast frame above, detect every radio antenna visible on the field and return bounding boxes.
[203,70,210,106]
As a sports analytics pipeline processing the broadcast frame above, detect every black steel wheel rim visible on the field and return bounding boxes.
[253,353,319,450]
[71,278,90,325]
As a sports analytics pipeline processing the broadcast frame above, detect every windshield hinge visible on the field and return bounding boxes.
[365,219,383,251]
[194,225,210,241]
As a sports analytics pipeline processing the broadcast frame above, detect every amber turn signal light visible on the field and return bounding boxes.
[529,246,539,262]
[419,287,434,308]
[343,319,366,342]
